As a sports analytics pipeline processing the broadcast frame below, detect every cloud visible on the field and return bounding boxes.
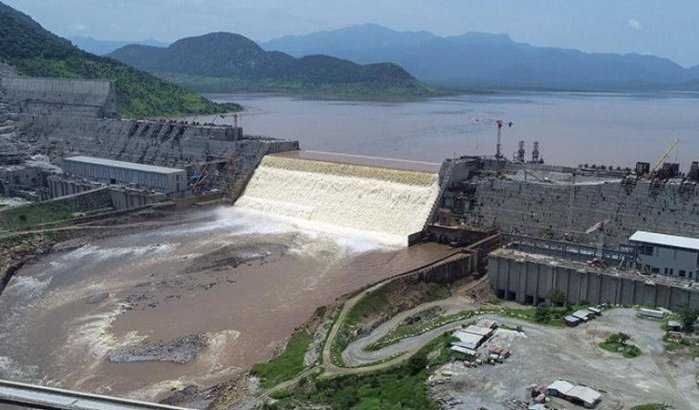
[627,19,642,30]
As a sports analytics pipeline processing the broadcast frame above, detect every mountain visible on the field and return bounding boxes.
[108,32,439,98]
[69,36,169,56]
[264,24,699,91]
[0,1,238,117]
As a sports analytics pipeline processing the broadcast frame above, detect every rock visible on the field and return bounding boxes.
[108,334,207,364]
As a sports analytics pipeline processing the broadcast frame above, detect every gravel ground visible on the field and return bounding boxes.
[431,309,699,410]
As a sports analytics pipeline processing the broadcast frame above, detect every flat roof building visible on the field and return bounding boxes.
[630,231,699,281]
[548,380,602,409]
[462,325,494,337]
[62,156,186,194]
[452,330,488,350]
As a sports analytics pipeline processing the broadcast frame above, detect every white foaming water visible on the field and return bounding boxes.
[50,243,178,270]
[234,155,441,246]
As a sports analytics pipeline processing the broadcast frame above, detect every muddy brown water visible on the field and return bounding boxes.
[0,206,450,400]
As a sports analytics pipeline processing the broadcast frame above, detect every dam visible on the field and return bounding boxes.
[235,152,442,245]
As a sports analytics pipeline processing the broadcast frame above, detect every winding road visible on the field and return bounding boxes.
[322,277,488,376]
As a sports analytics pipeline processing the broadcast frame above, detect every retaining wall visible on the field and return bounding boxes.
[0,76,117,118]
[489,250,699,310]
[468,178,699,246]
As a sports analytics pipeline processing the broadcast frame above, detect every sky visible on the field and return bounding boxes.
[5,0,699,67]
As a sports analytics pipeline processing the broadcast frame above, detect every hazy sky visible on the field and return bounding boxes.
[6,0,699,67]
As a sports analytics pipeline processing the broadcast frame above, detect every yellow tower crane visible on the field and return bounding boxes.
[647,138,679,178]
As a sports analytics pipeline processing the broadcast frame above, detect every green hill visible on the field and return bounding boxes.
[0,2,239,117]
[109,32,441,99]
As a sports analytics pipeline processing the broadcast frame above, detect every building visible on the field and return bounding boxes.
[62,156,186,194]
[571,309,596,322]
[452,330,488,351]
[563,315,581,327]
[489,247,699,311]
[547,380,602,409]
[630,231,699,280]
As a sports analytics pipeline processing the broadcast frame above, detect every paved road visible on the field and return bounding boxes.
[321,277,487,377]
[342,279,487,367]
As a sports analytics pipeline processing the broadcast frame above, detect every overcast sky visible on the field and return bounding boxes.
[6,0,699,67]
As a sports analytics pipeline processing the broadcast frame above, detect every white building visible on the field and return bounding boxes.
[630,231,699,280]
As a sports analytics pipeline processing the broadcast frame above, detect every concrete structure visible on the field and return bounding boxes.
[0,378,189,410]
[62,156,186,194]
[630,231,699,280]
[439,159,699,247]
[489,248,699,310]
[0,76,117,118]
[20,115,298,194]
[0,164,42,196]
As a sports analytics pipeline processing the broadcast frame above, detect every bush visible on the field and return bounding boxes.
[407,355,428,375]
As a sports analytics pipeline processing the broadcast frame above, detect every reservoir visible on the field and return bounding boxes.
[203,92,699,169]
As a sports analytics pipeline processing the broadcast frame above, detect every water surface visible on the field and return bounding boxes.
[201,92,699,170]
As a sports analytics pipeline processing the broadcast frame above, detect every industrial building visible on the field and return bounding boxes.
[450,323,496,353]
[489,247,699,310]
[630,231,699,280]
[547,380,602,408]
[62,156,186,194]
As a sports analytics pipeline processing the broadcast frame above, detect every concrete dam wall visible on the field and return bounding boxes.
[469,177,699,246]
[235,154,441,245]
[490,248,699,310]
[0,76,117,118]
[17,115,298,192]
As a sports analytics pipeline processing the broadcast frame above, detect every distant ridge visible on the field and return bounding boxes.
[69,36,169,56]
[108,32,440,98]
[264,23,699,91]
[0,1,238,117]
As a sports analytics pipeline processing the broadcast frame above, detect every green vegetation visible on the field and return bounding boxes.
[0,3,239,117]
[331,283,450,366]
[250,329,313,388]
[0,201,73,230]
[367,304,581,352]
[273,333,457,410]
[160,74,443,100]
[676,303,699,333]
[547,288,567,306]
[631,404,672,410]
[108,32,442,99]
[599,332,642,358]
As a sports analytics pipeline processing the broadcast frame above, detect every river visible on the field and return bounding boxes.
[199,92,699,170]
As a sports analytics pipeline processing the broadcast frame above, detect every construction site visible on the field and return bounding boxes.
[0,73,698,410]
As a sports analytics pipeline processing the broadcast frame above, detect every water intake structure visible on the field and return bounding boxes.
[235,153,441,245]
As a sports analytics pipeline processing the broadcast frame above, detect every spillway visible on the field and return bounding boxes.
[234,153,441,245]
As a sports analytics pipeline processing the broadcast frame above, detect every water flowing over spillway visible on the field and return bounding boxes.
[235,155,441,245]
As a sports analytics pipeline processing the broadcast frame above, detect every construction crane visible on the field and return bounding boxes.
[213,112,241,129]
[495,120,513,159]
[191,163,210,194]
[585,219,610,267]
[648,138,679,177]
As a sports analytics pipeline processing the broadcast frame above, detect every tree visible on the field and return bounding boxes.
[407,355,428,375]
[677,303,699,333]
[617,332,631,345]
[548,289,567,307]
[535,303,550,323]
[607,332,631,345]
